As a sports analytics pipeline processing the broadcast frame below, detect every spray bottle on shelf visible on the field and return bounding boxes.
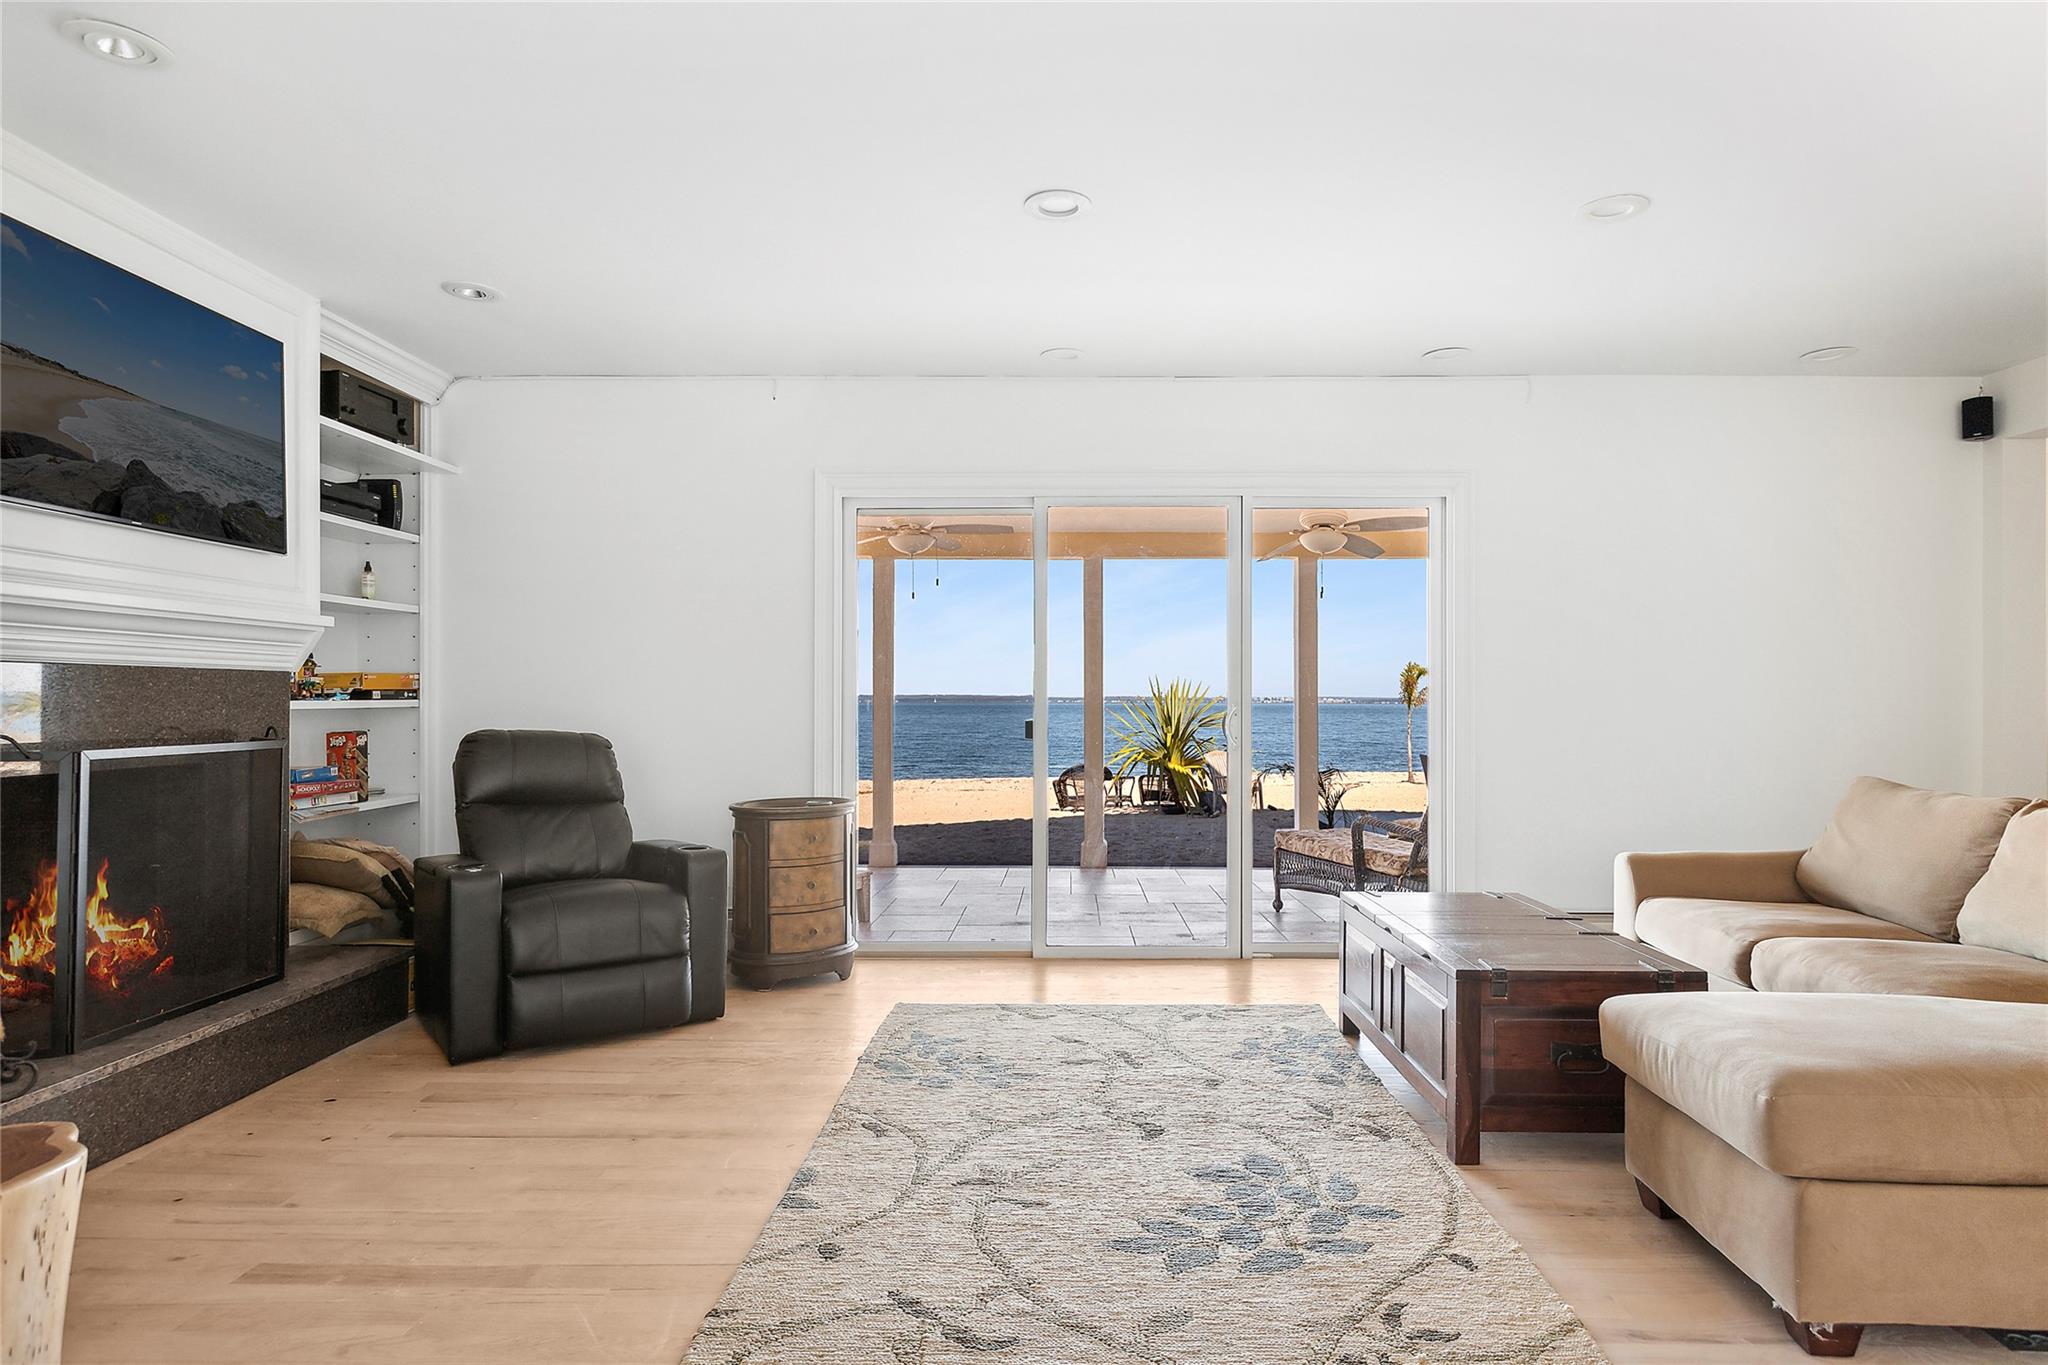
[359,560,378,600]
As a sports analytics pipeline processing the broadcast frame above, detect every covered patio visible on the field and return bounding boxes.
[862,506,1428,851]
[860,865,1339,946]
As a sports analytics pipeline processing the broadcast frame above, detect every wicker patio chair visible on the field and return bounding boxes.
[1271,808,1428,907]
[1054,763,1112,811]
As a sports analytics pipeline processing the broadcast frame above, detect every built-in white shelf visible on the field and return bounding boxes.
[319,512,420,546]
[291,792,421,822]
[298,327,457,861]
[319,593,419,616]
[290,698,420,712]
[318,416,462,477]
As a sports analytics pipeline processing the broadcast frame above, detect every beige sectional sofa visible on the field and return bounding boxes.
[1601,780,2048,1355]
[1614,778,2047,1001]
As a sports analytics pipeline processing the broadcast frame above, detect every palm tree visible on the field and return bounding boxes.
[1110,677,1225,811]
[1398,661,1428,783]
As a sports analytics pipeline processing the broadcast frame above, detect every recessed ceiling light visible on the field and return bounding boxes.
[1421,346,1471,360]
[1023,189,1091,220]
[440,281,501,302]
[1798,346,1858,362]
[1040,347,1083,360]
[1581,193,1652,222]
[60,18,170,66]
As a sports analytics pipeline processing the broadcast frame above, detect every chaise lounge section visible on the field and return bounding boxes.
[1602,991,2048,1355]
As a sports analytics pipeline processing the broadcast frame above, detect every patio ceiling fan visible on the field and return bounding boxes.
[1259,512,1429,560]
[857,518,1015,555]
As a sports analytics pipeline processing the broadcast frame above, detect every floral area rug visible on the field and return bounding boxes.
[686,1003,1606,1365]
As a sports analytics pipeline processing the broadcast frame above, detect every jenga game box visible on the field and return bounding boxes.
[326,730,370,796]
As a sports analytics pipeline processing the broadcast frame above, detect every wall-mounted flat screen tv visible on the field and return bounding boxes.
[1,214,287,553]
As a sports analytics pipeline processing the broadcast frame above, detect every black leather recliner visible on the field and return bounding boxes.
[415,730,726,1064]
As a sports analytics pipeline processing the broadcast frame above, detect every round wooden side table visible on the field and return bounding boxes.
[728,797,856,989]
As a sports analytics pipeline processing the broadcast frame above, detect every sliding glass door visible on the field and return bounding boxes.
[848,491,1438,959]
[1033,502,1242,955]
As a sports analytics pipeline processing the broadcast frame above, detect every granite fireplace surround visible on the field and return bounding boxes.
[1,663,409,1165]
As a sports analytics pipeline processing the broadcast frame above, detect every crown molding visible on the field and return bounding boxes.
[1,132,313,317]
[320,309,455,404]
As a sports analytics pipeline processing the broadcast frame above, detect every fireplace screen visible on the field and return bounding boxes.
[1,758,73,1057]
[1,741,285,1055]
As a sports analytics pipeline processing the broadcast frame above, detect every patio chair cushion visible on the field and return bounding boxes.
[1273,826,1416,878]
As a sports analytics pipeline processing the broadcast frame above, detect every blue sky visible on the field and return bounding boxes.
[2,215,285,441]
[859,555,1426,697]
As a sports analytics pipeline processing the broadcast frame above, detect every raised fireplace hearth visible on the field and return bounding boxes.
[2,740,287,1058]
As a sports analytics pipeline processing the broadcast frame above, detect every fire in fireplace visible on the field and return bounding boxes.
[3,860,175,1004]
[1,740,285,1056]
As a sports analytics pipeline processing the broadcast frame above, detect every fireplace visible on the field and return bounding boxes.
[2,740,286,1056]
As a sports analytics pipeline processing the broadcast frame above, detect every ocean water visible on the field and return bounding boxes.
[61,397,286,515]
[859,697,1428,778]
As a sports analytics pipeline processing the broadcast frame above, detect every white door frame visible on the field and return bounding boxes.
[1029,495,1247,959]
[814,470,1472,956]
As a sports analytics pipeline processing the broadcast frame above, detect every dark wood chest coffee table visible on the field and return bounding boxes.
[1337,890,1705,1164]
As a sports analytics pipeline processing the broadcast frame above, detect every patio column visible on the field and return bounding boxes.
[1081,556,1108,869]
[1294,554,1318,831]
[869,555,898,868]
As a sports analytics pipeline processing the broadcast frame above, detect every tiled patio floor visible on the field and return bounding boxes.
[858,865,1339,947]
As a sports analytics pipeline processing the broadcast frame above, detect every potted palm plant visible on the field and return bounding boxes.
[1110,678,1225,812]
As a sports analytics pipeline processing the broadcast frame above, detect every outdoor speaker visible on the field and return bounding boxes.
[1961,395,1995,441]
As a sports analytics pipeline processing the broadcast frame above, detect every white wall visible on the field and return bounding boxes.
[1979,356,2048,794]
[431,375,2003,908]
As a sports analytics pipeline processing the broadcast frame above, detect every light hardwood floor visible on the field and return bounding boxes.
[59,958,2006,1364]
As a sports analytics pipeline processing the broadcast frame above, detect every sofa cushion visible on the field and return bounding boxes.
[1957,800,2048,962]
[1633,897,1935,987]
[501,878,688,975]
[1750,937,2048,1004]
[1599,992,2048,1184]
[1795,776,2026,939]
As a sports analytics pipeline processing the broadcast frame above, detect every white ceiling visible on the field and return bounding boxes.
[3,3,2042,379]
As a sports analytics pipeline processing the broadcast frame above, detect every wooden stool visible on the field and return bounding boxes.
[2,1121,88,1365]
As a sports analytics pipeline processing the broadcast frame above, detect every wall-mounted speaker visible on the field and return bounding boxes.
[1961,395,1995,441]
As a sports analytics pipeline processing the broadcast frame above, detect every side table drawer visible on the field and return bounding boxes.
[768,859,845,910]
[769,818,842,863]
[770,907,848,954]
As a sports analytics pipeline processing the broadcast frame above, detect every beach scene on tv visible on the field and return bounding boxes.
[1,214,287,553]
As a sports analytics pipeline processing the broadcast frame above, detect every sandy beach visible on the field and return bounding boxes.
[1,346,138,459]
[859,770,1425,827]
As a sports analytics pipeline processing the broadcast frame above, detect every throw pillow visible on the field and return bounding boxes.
[289,882,385,938]
[1795,776,2027,938]
[290,837,396,907]
[1957,800,2048,961]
